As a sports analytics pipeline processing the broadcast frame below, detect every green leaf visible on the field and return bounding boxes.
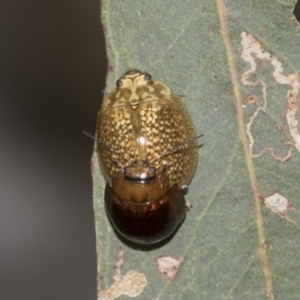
[93,1,300,299]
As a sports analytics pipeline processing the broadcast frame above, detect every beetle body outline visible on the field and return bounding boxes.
[97,69,199,244]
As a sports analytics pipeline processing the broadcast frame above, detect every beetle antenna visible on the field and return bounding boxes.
[83,131,120,155]
[83,131,132,166]
[111,156,124,171]
[150,134,203,163]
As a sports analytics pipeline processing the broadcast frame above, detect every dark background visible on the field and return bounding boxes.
[0,1,105,299]
[0,2,299,300]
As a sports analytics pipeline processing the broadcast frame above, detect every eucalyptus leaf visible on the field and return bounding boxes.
[93,1,300,299]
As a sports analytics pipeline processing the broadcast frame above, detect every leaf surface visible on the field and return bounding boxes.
[93,1,300,299]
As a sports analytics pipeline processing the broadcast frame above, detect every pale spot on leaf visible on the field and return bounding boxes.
[156,255,184,282]
[98,249,147,300]
[264,192,294,222]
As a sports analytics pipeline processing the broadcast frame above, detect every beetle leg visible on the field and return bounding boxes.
[185,203,193,211]
[180,185,188,193]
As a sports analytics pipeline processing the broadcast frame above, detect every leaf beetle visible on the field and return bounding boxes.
[87,69,200,244]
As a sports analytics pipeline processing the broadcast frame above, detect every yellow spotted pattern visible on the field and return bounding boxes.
[97,70,198,188]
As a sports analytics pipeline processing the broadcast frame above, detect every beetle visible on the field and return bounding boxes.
[91,69,199,244]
